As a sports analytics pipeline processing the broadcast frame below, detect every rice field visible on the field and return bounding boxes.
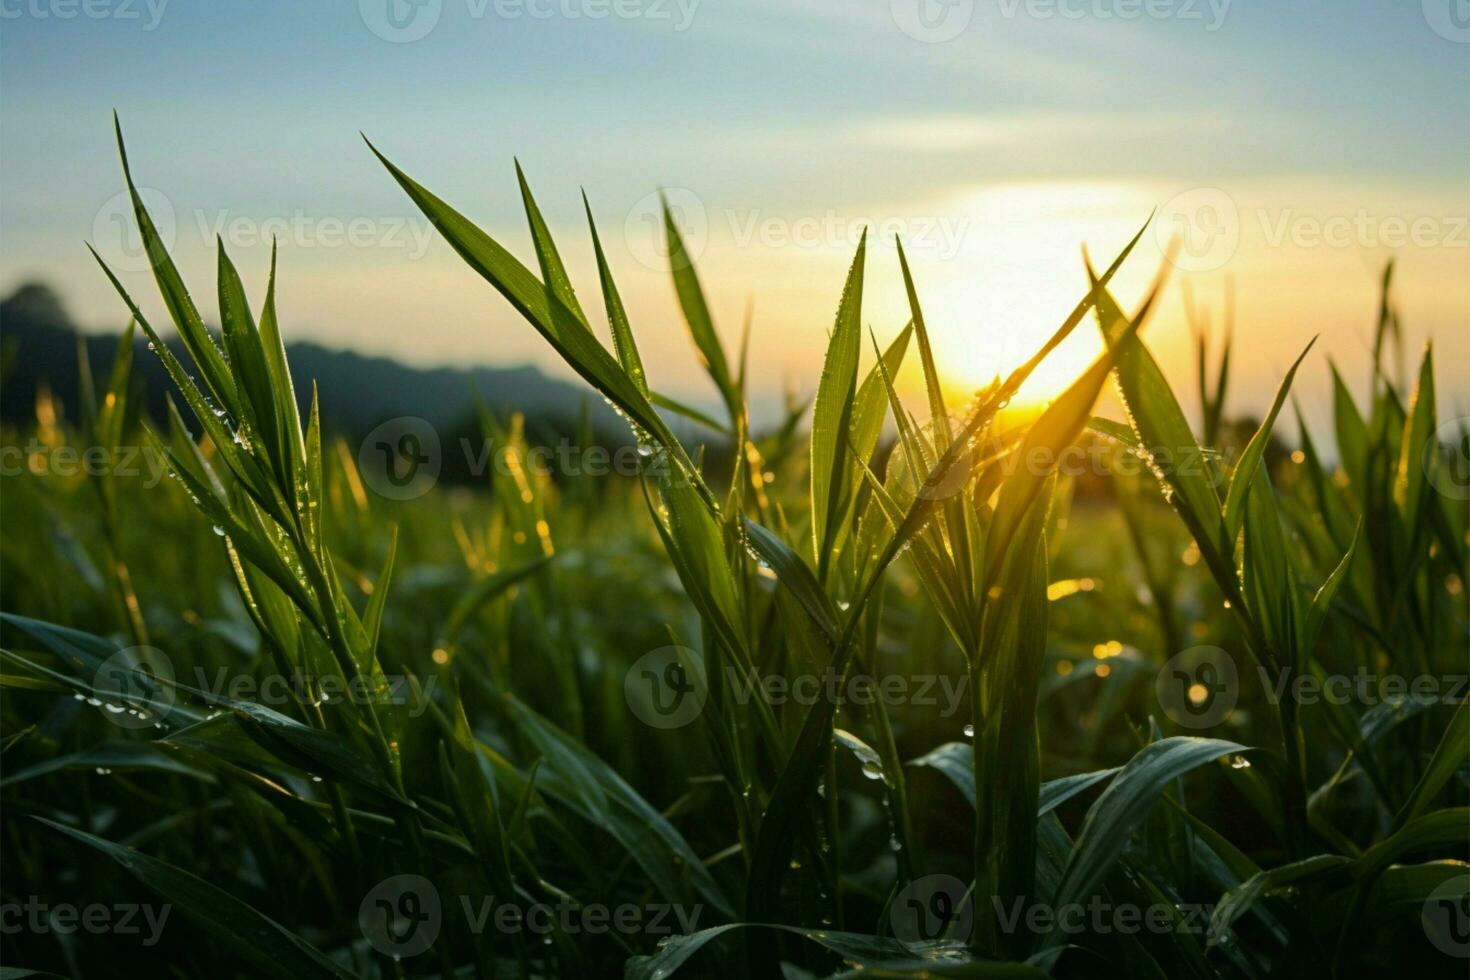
[1,124,1466,979]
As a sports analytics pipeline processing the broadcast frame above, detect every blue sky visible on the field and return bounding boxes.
[2,0,1466,428]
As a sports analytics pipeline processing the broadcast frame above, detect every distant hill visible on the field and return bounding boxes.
[0,282,635,478]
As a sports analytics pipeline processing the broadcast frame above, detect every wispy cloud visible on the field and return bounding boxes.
[841,111,1237,153]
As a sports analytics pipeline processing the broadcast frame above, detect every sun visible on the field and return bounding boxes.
[908,182,1159,410]
[925,281,1108,414]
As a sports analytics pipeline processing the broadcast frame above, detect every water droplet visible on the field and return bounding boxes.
[835,729,887,783]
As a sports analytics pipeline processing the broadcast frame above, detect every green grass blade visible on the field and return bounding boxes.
[1087,267,1225,563]
[743,518,840,639]
[112,114,238,413]
[584,191,648,394]
[216,242,282,471]
[362,525,398,659]
[810,232,867,574]
[627,922,1049,980]
[850,324,914,479]
[434,554,552,661]
[651,391,729,435]
[500,693,735,917]
[256,243,307,506]
[1330,362,1369,493]
[1222,338,1316,542]
[1300,520,1361,655]
[90,246,286,526]
[984,329,1136,585]
[1207,853,1349,946]
[515,160,590,329]
[746,229,1150,962]
[367,139,696,491]
[36,818,353,980]
[895,239,950,445]
[1393,698,1468,830]
[663,193,737,421]
[1393,344,1436,531]
[1045,737,1244,948]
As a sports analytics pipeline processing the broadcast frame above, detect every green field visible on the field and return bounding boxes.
[1,129,1466,979]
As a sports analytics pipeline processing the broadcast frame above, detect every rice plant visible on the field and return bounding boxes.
[0,123,1465,979]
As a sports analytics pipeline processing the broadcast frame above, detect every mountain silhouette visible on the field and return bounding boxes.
[0,281,635,481]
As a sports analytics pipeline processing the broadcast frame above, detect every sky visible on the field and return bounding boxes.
[2,0,1466,434]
